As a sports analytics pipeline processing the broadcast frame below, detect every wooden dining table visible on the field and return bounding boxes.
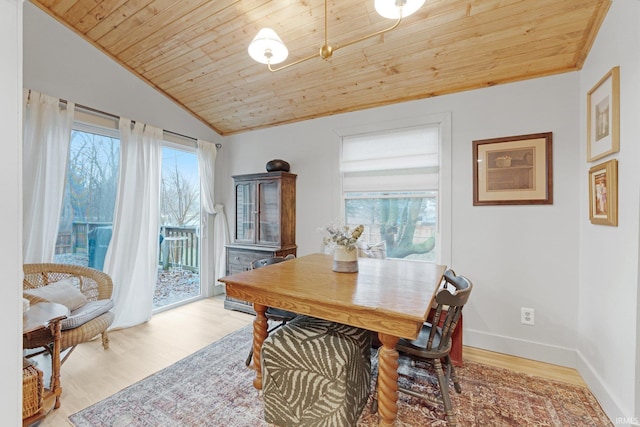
[220,253,446,426]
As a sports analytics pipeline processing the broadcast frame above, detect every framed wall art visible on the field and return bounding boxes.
[473,132,553,206]
[587,66,620,162]
[588,159,618,226]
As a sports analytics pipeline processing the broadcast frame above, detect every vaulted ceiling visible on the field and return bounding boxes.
[31,0,610,135]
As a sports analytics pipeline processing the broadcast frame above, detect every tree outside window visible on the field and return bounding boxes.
[345,192,436,261]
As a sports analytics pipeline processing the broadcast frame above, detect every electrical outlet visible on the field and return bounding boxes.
[521,307,535,325]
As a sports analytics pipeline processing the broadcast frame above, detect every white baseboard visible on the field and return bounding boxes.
[464,328,626,426]
[576,351,634,427]
[464,328,578,368]
[610,418,639,426]
[213,283,225,296]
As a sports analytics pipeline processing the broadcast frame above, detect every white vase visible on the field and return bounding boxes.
[333,246,358,273]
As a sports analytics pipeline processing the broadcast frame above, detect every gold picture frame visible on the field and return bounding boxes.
[587,66,620,162]
[473,132,553,206]
[589,159,618,226]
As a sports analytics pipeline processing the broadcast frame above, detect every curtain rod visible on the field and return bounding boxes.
[58,97,222,149]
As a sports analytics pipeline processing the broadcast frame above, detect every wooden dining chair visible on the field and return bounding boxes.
[244,256,299,366]
[371,269,473,426]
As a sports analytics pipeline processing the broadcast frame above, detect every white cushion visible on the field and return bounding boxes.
[61,299,114,330]
[357,241,387,259]
[23,278,88,311]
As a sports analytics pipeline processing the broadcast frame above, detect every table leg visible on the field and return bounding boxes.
[377,333,400,427]
[49,320,63,409]
[252,304,268,390]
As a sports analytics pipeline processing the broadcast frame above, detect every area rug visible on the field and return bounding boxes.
[69,325,612,427]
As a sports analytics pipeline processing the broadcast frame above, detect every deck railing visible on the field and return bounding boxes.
[160,225,200,271]
[55,222,200,271]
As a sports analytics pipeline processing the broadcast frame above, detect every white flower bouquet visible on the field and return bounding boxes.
[323,224,364,252]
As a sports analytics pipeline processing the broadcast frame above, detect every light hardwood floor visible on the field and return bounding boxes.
[32,296,586,426]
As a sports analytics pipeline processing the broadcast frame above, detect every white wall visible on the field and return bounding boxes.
[2,0,24,425]
[22,2,221,144]
[223,71,582,367]
[578,0,640,423]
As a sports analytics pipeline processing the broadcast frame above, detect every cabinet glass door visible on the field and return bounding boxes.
[235,182,256,243]
[257,180,280,245]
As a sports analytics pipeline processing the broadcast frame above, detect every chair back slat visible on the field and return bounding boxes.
[435,305,464,351]
[426,305,444,350]
[251,257,286,269]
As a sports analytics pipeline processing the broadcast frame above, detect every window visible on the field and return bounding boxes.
[55,123,120,270]
[340,117,450,263]
[160,145,200,229]
[344,191,437,261]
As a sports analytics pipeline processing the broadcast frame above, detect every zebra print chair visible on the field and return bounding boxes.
[261,315,371,427]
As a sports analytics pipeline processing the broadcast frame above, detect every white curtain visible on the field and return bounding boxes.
[104,118,162,329]
[213,204,230,285]
[196,140,229,287]
[23,89,75,263]
[197,140,216,216]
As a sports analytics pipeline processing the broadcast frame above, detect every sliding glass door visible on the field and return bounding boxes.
[155,145,201,310]
[54,123,203,312]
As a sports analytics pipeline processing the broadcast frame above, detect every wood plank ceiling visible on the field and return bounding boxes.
[31,0,611,136]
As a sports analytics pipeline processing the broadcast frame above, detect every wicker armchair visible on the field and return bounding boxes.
[23,263,115,364]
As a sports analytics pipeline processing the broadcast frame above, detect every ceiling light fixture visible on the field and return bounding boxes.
[248,0,425,72]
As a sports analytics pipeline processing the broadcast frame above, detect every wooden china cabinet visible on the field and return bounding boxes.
[224,171,297,314]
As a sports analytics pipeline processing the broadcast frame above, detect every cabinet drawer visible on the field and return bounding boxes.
[227,263,247,275]
[227,249,260,270]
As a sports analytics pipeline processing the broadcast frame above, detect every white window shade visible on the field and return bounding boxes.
[341,125,439,192]
[343,168,439,192]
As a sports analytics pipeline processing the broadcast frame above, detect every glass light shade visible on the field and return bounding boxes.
[375,0,425,19]
[248,28,288,65]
